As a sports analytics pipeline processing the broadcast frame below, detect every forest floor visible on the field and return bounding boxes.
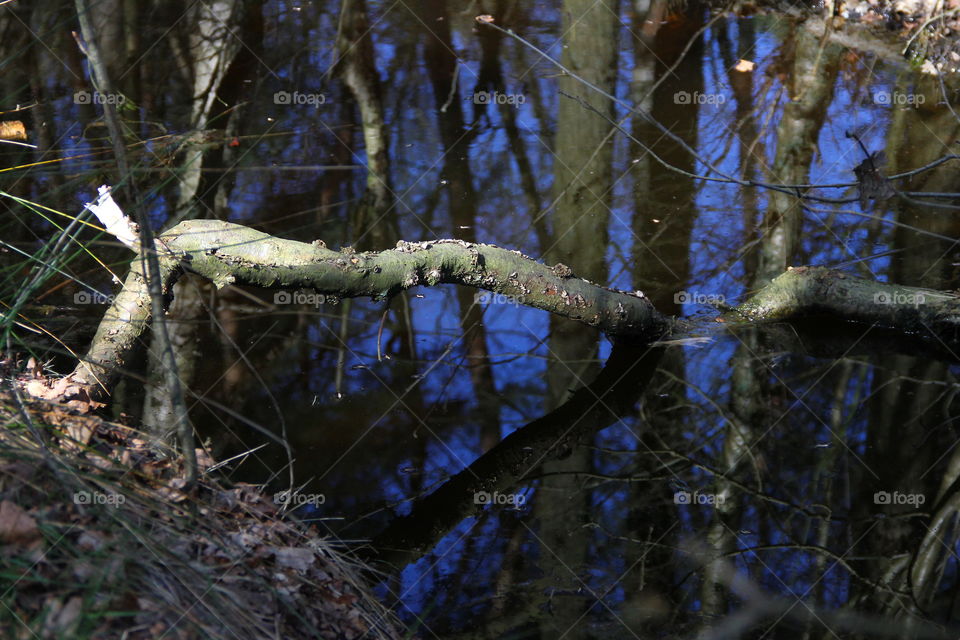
[0,382,402,640]
[737,0,960,71]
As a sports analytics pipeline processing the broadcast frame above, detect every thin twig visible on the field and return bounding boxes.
[377,304,389,362]
[440,62,460,113]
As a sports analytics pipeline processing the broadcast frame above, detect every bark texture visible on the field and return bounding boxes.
[735,266,960,342]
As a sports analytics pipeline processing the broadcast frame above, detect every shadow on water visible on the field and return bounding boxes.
[6,0,960,637]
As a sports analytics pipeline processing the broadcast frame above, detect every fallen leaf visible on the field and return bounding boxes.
[0,120,26,141]
[0,500,39,544]
[65,421,95,446]
[853,150,896,209]
[24,378,50,399]
[21,374,102,414]
[274,546,315,572]
[156,478,188,503]
[50,375,81,398]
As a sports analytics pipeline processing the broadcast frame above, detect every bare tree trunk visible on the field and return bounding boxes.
[473,2,549,251]
[171,0,243,223]
[705,16,761,625]
[142,0,247,439]
[372,342,665,567]
[142,274,208,439]
[87,0,124,84]
[626,5,703,633]
[856,72,960,628]
[335,0,396,248]
[754,22,841,285]
[536,0,618,636]
[69,219,671,391]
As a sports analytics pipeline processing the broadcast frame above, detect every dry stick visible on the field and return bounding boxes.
[74,0,196,490]
[334,299,352,399]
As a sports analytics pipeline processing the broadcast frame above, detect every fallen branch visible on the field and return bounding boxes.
[71,219,673,389]
[733,266,960,350]
[69,221,960,395]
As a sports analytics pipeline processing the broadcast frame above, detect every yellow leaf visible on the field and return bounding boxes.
[0,120,26,141]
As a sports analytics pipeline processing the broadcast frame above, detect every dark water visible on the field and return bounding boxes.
[3,1,960,638]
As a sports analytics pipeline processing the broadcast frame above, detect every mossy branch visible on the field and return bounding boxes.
[71,223,960,393]
[71,219,673,389]
[733,266,960,345]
